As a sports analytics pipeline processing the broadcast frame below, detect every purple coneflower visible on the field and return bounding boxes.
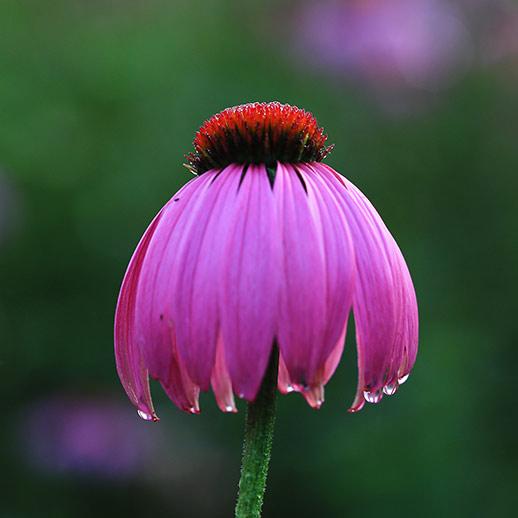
[291,0,470,111]
[114,102,418,516]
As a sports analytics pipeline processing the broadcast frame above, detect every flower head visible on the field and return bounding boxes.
[114,102,418,420]
[185,102,333,174]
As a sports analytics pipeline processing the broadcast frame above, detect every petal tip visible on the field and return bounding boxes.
[348,399,365,414]
[137,409,160,422]
[223,404,238,414]
[303,385,325,410]
[187,405,201,415]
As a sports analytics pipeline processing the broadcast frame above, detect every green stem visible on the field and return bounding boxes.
[235,349,278,518]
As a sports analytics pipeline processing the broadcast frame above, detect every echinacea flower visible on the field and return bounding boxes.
[114,101,418,422]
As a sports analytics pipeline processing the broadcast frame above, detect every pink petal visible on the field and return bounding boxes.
[160,328,200,414]
[277,355,293,395]
[273,163,353,388]
[170,165,243,389]
[315,164,418,411]
[134,175,210,382]
[114,211,162,421]
[314,322,348,386]
[298,163,354,359]
[278,323,347,409]
[211,335,237,413]
[219,164,281,400]
[132,174,213,409]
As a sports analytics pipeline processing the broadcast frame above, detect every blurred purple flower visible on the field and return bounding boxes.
[20,393,232,513]
[21,394,157,480]
[292,0,471,105]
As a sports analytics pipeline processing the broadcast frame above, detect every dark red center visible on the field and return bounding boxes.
[185,102,333,174]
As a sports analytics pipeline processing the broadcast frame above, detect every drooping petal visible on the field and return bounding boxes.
[315,163,418,411]
[274,163,326,386]
[133,174,213,410]
[346,177,418,404]
[170,165,243,389]
[298,163,354,361]
[114,212,163,421]
[160,328,200,414]
[274,163,353,389]
[278,323,347,409]
[134,175,210,379]
[277,355,293,395]
[219,164,281,400]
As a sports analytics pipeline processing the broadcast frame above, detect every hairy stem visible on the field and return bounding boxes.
[235,350,278,518]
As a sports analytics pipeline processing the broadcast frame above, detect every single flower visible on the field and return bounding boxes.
[114,101,418,422]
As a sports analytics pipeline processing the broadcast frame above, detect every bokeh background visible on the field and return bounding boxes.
[1,0,517,516]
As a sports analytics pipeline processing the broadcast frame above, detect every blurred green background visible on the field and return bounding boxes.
[1,0,517,516]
